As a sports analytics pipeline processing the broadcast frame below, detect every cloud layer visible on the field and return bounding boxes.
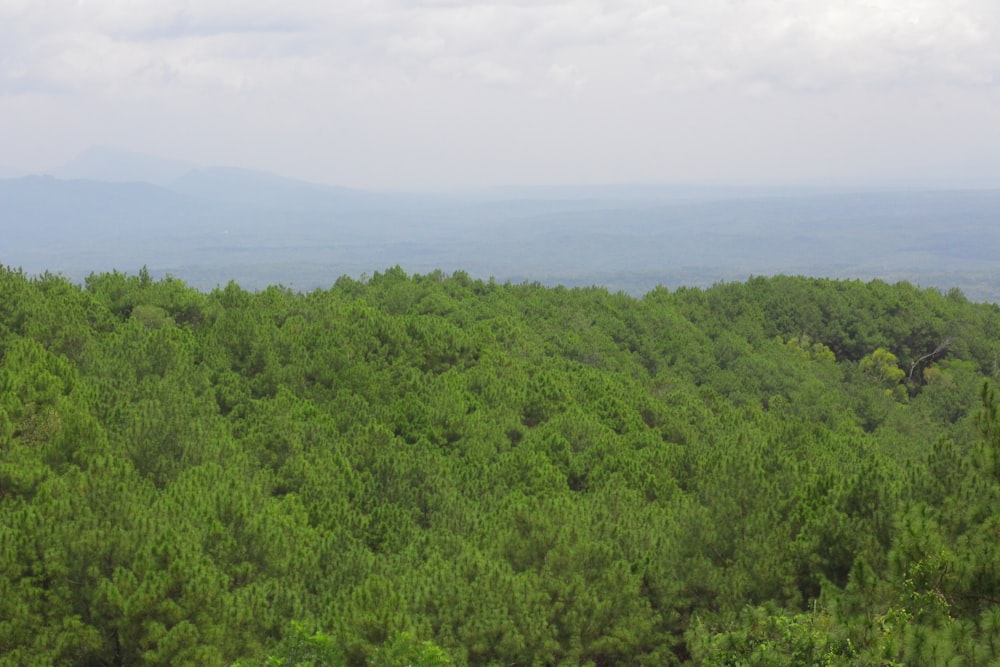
[5,1,998,94]
[2,1,1000,187]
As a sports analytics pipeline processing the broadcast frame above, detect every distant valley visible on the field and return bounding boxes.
[3,146,999,301]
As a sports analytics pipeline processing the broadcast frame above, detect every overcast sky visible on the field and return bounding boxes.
[2,0,999,189]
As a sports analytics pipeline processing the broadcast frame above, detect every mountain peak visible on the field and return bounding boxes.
[54,146,199,187]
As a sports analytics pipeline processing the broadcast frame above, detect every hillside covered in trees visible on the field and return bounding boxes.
[2,265,1000,666]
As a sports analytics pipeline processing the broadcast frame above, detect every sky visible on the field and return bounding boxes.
[2,0,1000,190]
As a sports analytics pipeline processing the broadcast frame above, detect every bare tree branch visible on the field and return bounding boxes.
[908,337,956,382]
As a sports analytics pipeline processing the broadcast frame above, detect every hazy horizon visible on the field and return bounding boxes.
[7,144,1000,197]
[3,2,1000,190]
[4,170,1000,303]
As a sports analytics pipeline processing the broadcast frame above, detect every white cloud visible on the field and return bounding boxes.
[549,62,586,92]
[3,0,1000,187]
[621,0,1000,91]
[467,60,522,85]
[4,0,998,98]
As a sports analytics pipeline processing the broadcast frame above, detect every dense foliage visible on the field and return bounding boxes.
[2,265,1000,666]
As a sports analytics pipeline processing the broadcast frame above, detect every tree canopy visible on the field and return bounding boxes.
[2,266,1000,665]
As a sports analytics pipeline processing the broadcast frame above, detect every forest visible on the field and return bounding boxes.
[2,265,1000,666]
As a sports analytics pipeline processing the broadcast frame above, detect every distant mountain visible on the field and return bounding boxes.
[167,166,365,211]
[0,165,25,178]
[0,175,204,241]
[50,146,384,212]
[54,146,199,187]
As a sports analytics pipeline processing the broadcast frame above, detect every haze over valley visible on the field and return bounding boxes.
[3,146,999,301]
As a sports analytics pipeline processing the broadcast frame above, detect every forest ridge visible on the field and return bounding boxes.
[2,266,1000,665]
